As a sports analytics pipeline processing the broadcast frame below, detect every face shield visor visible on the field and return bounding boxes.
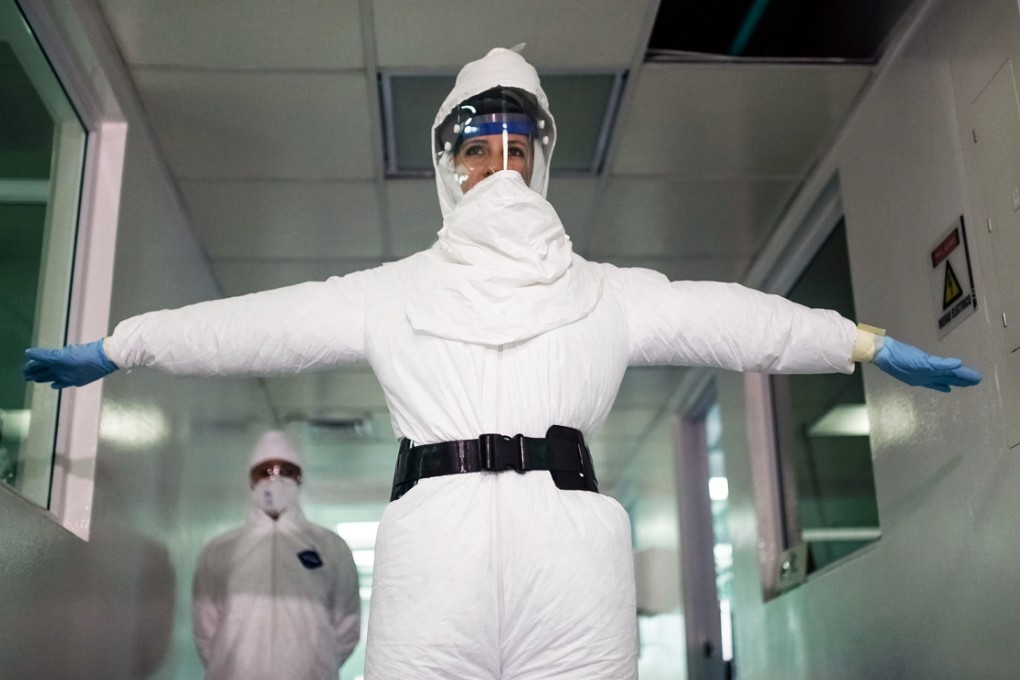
[435,86,552,195]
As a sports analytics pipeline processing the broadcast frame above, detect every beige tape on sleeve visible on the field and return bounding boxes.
[852,323,886,363]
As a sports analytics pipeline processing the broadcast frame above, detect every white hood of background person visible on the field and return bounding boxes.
[248,429,303,469]
[405,46,604,347]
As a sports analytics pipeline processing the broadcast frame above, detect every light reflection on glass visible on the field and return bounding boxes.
[100,402,169,447]
[706,402,734,662]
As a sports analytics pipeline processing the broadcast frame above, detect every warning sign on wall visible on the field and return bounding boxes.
[930,216,976,338]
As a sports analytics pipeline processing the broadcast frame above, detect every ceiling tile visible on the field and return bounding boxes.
[98,0,365,69]
[547,176,600,239]
[213,258,383,297]
[613,62,871,176]
[604,256,752,284]
[133,70,374,180]
[372,0,655,69]
[589,177,796,258]
[386,176,601,258]
[386,179,444,257]
[179,180,382,259]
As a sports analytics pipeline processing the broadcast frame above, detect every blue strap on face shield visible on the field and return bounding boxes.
[461,119,536,140]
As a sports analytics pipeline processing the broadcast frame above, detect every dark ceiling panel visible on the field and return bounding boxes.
[649,0,755,56]
[648,0,916,61]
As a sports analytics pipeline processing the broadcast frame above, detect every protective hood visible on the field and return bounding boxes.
[247,430,303,469]
[432,46,555,217]
[410,47,604,347]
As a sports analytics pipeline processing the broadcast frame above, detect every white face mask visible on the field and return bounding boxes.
[406,171,604,346]
[252,477,300,517]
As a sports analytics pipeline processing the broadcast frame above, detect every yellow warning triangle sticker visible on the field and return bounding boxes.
[943,261,962,309]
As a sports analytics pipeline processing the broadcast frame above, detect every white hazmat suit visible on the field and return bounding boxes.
[192,431,361,680]
[108,48,863,678]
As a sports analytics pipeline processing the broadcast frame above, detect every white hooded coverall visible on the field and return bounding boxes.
[192,458,361,679]
[110,48,858,679]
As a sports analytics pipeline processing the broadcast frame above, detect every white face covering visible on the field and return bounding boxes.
[405,171,604,346]
[252,477,300,517]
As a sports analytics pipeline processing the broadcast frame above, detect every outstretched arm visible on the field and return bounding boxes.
[618,267,981,390]
[22,339,119,389]
[22,269,375,389]
[853,325,981,392]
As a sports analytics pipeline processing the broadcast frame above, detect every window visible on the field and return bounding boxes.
[0,0,88,510]
[769,220,880,584]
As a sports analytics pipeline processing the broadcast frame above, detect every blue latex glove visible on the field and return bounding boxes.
[872,336,982,392]
[22,339,119,389]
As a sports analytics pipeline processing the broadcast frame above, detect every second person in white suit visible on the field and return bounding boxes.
[192,431,361,680]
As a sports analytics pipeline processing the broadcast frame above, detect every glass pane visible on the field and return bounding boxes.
[770,221,880,575]
[0,0,87,508]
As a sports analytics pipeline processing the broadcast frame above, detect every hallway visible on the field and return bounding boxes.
[1,0,1015,678]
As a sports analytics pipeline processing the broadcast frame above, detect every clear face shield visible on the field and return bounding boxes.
[435,87,551,195]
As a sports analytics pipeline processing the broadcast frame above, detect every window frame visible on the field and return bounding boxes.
[674,378,735,678]
[744,175,881,597]
[13,0,126,539]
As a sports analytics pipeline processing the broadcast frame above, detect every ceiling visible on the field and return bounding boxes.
[91,0,910,505]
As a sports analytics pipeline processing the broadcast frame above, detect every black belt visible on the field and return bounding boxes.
[390,425,599,501]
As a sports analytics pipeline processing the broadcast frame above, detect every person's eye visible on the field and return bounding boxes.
[509,146,526,157]
[464,144,485,156]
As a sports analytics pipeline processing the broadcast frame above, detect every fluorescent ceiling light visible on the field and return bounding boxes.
[801,527,880,542]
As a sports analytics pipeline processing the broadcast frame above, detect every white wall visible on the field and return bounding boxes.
[720,0,1020,677]
[0,3,274,678]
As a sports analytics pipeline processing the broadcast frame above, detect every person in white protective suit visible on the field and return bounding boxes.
[24,47,981,679]
[192,430,361,680]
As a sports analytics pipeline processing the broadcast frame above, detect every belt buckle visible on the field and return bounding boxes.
[479,433,528,474]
